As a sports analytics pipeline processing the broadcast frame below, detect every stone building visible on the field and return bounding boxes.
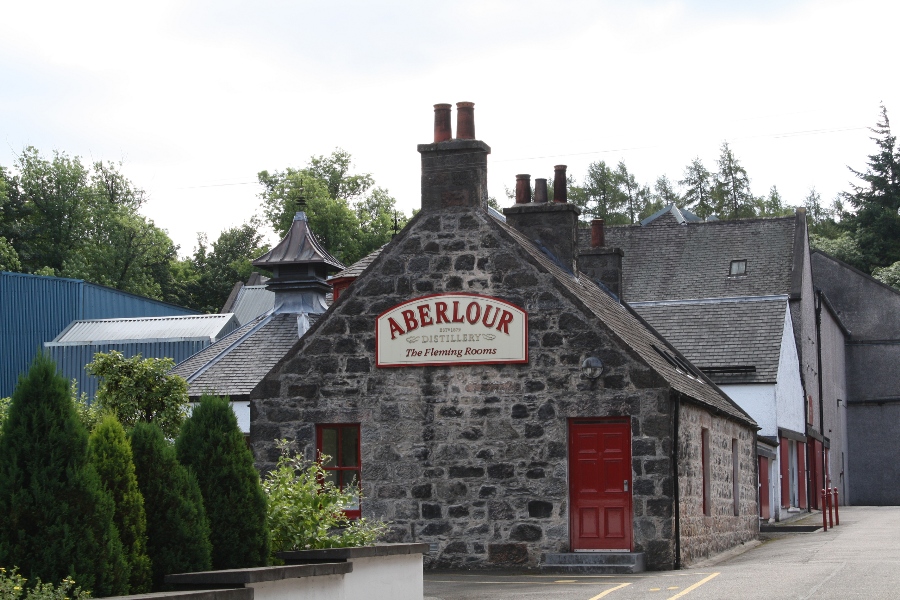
[250,103,758,571]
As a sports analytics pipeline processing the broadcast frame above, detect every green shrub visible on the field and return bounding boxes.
[0,566,91,600]
[175,395,269,569]
[129,422,211,591]
[0,397,9,431]
[89,416,152,593]
[0,354,128,597]
[263,440,387,554]
[87,351,189,439]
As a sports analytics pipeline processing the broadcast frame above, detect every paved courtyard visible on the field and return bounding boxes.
[424,506,900,599]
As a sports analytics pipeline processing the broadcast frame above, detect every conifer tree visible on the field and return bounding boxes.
[89,415,152,593]
[0,354,128,597]
[175,395,269,569]
[845,104,900,271]
[712,142,754,219]
[129,421,211,591]
[680,158,715,219]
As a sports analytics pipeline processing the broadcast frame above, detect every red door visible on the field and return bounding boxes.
[758,456,770,520]
[569,419,633,551]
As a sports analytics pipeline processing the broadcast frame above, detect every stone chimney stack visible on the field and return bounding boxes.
[579,218,624,300]
[503,167,581,274]
[418,102,491,212]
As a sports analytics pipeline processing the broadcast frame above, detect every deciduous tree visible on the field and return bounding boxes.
[86,351,189,439]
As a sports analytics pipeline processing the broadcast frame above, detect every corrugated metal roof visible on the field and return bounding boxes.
[48,340,211,399]
[1,271,198,396]
[48,314,238,345]
[230,286,275,326]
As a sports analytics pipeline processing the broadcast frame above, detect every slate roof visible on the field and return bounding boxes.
[496,217,756,425]
[631,297,788,384]
[172,312,319,398]
[331,245,386,280]
[577,211,799,301]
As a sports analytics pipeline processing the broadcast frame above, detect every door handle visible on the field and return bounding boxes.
[624,480,629,492]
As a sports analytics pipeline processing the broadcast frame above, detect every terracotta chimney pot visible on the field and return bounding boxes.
[591,219,605,247]
[515,174,532,204]
[456,102,475,140]
[553,165,568,203]
[433,104,452,142]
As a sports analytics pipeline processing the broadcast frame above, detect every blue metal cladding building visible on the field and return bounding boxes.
[0,271,200,397]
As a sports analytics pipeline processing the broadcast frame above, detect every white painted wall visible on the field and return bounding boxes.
[250,574,345,600]
[233,401,250,433]
[247,554,423,600]
[340,555,423,600]
[187,401,251,434]
[720,384,776,437]
[775,304,806,435]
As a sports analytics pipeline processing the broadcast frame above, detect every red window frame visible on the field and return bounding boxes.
[316,423,361,519]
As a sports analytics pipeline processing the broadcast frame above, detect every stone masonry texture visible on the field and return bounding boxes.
[251,207,684,570]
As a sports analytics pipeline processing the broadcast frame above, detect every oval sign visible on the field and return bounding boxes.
[376,293,528,367]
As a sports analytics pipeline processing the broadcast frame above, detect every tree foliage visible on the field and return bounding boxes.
[263,440,386,556]
[0,354,127,597]
[0,567,91,600]
[679,158,715,218]
[88,416,152,594]
[175,395,269,569]
[258,149,407,265]
[843,104,900,272]
[0,149,178,300]
[86,351,189,439]
[129,422,211,591]
[185,220,270,313]
[711,142,754,218]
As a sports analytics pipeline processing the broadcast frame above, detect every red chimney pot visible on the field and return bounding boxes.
[456,101,475,139]
[591,219,605,247]
[433,104,452,142]
[553,165,568,203]
[515,174,532,204]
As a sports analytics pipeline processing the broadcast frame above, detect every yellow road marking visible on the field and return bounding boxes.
[650,589,661,592]
[667,572,720,600]
[588,582,631,599]
[668,587,679,590]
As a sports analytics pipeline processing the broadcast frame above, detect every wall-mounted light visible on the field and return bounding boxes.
[581,357,604,379]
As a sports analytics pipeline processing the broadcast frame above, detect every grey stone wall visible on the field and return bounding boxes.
[678,402,759,565]
[251,207,680,570]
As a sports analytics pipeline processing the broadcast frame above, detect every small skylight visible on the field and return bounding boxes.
[729,260,747,276]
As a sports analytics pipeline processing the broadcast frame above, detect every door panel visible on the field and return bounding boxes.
[570,420,633,551]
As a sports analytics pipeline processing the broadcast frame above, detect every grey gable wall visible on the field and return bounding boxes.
[250,207,684,569]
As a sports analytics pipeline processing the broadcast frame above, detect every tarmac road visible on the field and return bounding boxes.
[424,506,900,599]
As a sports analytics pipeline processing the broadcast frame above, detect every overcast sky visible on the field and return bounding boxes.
[2,0,898,255]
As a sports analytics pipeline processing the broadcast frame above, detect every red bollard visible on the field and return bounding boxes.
[833,488,840,526]
[827,488,834,529]
[822,489,828,532]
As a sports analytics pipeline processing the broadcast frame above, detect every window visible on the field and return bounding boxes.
[729,260,747,276]
[316,424,361,518]
[701,428,711,516]
[732,438,740,516]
